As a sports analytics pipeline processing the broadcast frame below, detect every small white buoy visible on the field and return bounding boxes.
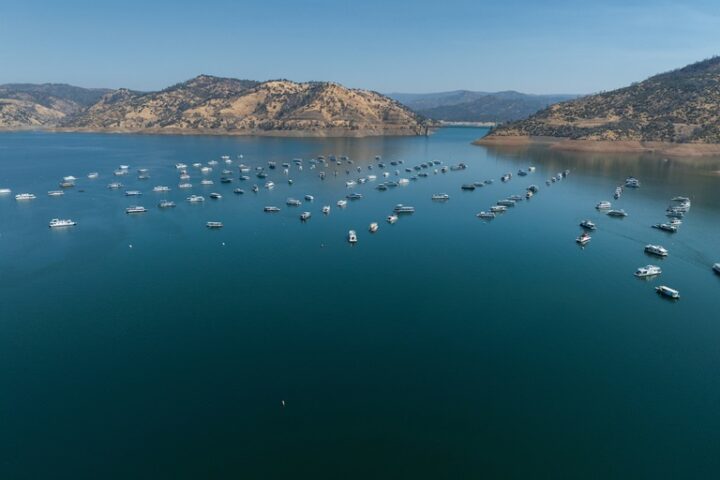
[222,242,225,246]
[129,244,133,248]
[281,400,286,407]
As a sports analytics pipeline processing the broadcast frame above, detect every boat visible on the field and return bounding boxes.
[187,195,205,203]
[348,230,358,243]
[125,190,142,196]
[113,169,128,176]
[300,211,311,221]
[59,181,75,188]
[713,263,720,275]
[387,214,398,224]
[432,193,450,201]
[476,211,496,219]
[527,185,539,193]
[0,188,12,194]
[655,285,680,299]
[264,181,275,189]
[153,186,170,192]
[178,183,192,189]
[49,218,76,228]
[15,193,36,200]
[252,185,259,193]
[346,180,356,187]
[220,177,233,183]
[576,232,591,245]
[652,223,678,233]
[517,169,528,176]
[346,193,363,200]
[606,209,628,217]
[286,198,302,206]
[634,265,662,277]
[509,195,524,202]
[47,190,64,197]
[233,188,245,195]
[625,177,641,188]
[579,220,597,230]
[496,199,516,207]
[158,200,176,208]
[528,166,536,172]
[175,163,187,169]
[671,196,690,202]
[206,221,224,229]
[179,173,190,180]
[201,179,214,185]
[525,191,534,199]
[201,167,212,173]
[596,201,612,209]
[192,163,202,168]
[376,184,388,191]
[393,204,415,214]
[322,205,331,214]
[125,206,147,214]
[210,193,222,199]
[501,173,512,182]
[461,184,476,191]
[645,244,668,257]
[87,172,99,179]
[304,194,314,201]
[490,205,507,213]
[207,160,218,166]
[337,200,347,207]
[107,182,123,189]
[369,222,379,233]
[264,206,281,212]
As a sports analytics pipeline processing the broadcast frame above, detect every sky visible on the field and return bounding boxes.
[1,0,719,95]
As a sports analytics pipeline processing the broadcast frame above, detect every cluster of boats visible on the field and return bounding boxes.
[586,177,701,300]
[476,183,541,220]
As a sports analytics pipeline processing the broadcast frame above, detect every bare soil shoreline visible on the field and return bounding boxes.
[474,135,720,157]
[0,126,432,138]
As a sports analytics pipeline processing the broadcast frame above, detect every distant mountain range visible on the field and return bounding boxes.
[0,76,430,137]
[479,56,720,153]
[387,90,578,123]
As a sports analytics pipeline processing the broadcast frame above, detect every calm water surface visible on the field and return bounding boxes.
[1,128,720,478]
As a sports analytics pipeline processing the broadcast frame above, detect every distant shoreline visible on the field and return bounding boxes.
[474,135,720,157]
[0,126,436,138]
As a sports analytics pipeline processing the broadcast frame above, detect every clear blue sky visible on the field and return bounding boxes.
[1,0,718,94]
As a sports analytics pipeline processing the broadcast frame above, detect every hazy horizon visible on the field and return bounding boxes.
[1,0,719,95]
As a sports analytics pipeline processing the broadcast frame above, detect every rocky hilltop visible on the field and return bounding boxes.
[478,57,720,155]
[0,75,430,137]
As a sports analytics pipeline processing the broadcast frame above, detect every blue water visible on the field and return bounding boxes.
[1,128,720,478]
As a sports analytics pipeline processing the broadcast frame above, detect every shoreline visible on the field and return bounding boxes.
[0,126,436,139]
[474,135,720,157]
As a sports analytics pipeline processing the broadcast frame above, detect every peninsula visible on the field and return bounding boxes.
[0,75,431,137]
[476,57,720,156]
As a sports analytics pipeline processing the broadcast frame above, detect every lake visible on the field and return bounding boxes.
[1,127,720,478]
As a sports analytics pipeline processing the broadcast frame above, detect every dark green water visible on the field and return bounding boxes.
[1,128,719,478]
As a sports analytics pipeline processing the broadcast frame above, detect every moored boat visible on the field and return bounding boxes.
[49,218,76,228]
[576,232,591,245]
[634,265,662,277]
[655,285,680,299]
[645,244,668,257]
[125,205,147,214]
[369,222,378,233]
